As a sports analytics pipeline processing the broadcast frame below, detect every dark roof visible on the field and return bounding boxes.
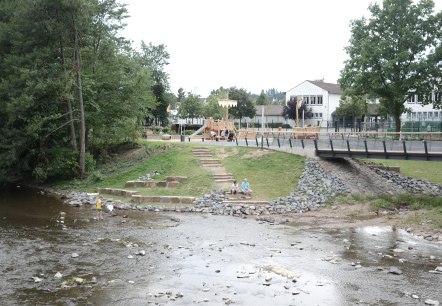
[308,80,342,95]
[255,105,284,116]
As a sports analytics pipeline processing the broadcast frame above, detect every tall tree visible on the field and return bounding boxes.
[0,0,154,183]
[339,0,442,132]
[336,93,368,122]
[256,90,269,105]
[137,41,171,126]
[228,87,256,122]
[178,93,203,123]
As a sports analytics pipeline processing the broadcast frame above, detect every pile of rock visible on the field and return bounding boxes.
[138,170,160,181]
[269,158,350,212]
[371,168,442,196]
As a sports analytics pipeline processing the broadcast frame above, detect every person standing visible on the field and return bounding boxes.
[96,196,103,220]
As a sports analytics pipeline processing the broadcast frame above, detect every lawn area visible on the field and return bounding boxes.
[52,142,306,201]
[361,159,442,185]
[220,146,305,200]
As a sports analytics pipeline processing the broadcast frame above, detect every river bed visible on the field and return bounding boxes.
[0,187,441,305]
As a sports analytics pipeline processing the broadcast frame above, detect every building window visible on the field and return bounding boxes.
[319,113,323,118]
[434,112,439,118]
[406,112,411,119]
[303,96,309,105]
[317,96,323,105]
[417,112,422,118]
[423,112,427,119]
[407,94,416,104]
[310,96,316,105]
[412,112,416,119]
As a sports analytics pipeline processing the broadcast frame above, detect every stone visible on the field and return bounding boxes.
[32,277,43,283]
[425,299,440,306]
[388,267,403,275]
[74,277,84,285]
[54,272,62,279]
[71,253,79,258]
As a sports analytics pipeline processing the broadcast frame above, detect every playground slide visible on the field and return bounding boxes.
[188,120,207,137]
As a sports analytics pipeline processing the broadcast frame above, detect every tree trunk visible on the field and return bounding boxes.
[74,26,86,177]
[59,32,77,151]
[395,114,401,133]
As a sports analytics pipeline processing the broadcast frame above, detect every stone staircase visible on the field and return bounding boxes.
[192,148,212,158]
[213,173,235,183]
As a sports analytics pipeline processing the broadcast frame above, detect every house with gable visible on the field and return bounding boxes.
[285,80,442,129]
[285,80,342,127]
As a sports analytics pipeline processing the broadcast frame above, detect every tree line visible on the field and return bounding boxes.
[0,0,286,185]
[0,0,173,184]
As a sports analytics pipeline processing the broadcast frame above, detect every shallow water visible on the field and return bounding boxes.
[0,187,441,305]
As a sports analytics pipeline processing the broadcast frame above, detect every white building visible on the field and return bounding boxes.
[404,93,442,122]
[285,80,341,127]
[286,80,442,127]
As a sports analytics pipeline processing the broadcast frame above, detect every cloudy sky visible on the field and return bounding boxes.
[120,0,440,97]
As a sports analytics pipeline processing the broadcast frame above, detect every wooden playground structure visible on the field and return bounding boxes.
[202,118,236,140]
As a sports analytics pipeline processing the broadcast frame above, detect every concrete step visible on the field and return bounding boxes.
[223,200,269,205]
[132,195,195,204]
[214,178,235,183]
[201,164,222,167]
[200,160,221,165]
[213,173,233,179]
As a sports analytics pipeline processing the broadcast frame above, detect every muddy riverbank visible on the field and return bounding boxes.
[1,189,441,306]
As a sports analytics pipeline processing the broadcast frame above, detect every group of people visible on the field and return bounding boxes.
[230,178,252,196]
[210,129,235,141]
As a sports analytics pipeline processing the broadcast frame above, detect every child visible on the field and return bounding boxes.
[230,180,239,195]
[96,196,103,220]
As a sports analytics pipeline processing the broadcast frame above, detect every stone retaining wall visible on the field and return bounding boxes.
[125,176,187,188]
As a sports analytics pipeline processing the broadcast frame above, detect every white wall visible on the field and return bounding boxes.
[285,81,340,127]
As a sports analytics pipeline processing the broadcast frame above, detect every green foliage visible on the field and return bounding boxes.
[339,0,442,132]
[203,91,226,120]
[336,93,368,120]
[256,90,269,105]
[228,87,256,120]
[178,92,203,123]
[0,0,168,184]
[371,193,442,211]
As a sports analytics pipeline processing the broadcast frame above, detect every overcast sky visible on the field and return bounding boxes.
[120,0,440,97]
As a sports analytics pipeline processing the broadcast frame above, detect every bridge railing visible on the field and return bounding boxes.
[233,132,442,160]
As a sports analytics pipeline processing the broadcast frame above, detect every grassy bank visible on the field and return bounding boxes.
[52,142,305,200]
[361,159,442,185]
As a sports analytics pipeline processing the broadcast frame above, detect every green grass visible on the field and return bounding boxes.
[221,147,305,200]
[52,143,305,201]
[361,159,442,185]
[52,142,213,196]
[370,193,442,211]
